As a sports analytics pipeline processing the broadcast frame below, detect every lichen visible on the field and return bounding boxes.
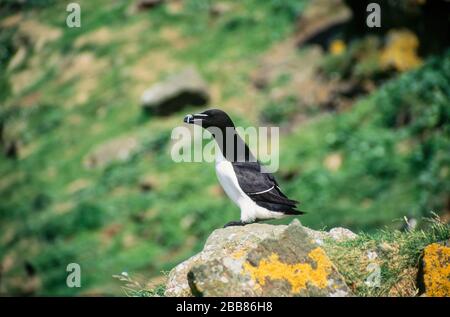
[380,29,422,72]
[231,249,247,260]
[423,243,450,297]
[243,247,333,293]
[329,39,346,55]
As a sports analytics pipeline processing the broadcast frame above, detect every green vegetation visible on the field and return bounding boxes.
[324,216,450,296]
[281,51,450,230]
[0,0,448,295]
[112,271,166,297]
[261,95,298,124]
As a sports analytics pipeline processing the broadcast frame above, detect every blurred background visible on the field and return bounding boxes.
[0,0,449,295]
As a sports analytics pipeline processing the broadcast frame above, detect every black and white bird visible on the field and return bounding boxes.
[184,109,303,227]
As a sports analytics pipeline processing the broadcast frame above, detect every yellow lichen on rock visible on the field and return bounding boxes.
[381,29,422,72]
[329,39,346,55]
[423,243,450,297]
[243,247,333,293]
[231,249,247,260]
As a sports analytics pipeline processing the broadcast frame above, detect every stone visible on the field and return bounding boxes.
[141,67,209,116]
[419,240,450,297]
[324,153,342,172]
[138,174,158,192]
[136,0,164,11]
[165,220,352,297]
[328,227,358,242]
[83,136,139,169]
[209,2,232,17]
[295,0,351,48]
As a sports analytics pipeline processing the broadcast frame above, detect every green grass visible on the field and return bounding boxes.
[0,0,308,295]
[281,51,450,231]
[323,216,450,296]
[0,0,449,296]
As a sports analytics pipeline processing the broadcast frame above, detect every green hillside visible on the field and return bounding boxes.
[0,0,448,295]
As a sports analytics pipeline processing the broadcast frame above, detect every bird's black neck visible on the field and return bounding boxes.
[208,126,255,163]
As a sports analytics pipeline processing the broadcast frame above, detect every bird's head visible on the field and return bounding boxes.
[183,109,234,130]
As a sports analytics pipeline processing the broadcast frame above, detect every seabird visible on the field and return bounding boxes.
[184,109,303,227]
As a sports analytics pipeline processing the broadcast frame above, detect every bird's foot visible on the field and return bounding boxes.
[223,220,249,228]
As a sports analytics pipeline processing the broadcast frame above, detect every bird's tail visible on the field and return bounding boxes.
[283,207,306,215]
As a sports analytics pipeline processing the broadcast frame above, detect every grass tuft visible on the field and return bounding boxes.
[323,216,450,296]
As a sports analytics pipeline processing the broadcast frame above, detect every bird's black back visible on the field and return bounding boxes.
[232,161,303,215]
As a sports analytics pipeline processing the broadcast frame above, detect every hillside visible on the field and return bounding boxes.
[0,0,449,295]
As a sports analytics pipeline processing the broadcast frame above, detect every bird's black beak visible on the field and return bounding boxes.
[184,114,194,124]
[184,113,207,124]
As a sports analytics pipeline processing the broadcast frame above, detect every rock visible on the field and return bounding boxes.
[301,224,357,246]
[252,43,356,115]
[138,174,158,192]
[324,153,342,172]
[83,136,139,169]
[165,220,352,297]
[418,240,450,297]
[328,227,358,242]
[136,0,164,11]
[295,0,351,48]
[380,29,422,72]
[209,2,232,17]
[141,67,209,116]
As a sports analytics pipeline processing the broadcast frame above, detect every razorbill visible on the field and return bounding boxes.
[184,109,303,227]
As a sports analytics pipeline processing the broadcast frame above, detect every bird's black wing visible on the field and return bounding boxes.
[232,161,303,214]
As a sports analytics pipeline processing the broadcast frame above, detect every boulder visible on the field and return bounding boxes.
[418,240,450,297]
[83,136,139,169]
[141,67,209,116]
[165,220,354,297]
[295,0,351,48]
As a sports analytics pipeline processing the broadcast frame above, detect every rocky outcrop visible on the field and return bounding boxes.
[141,67,210,116]
[419,240,450,297]
[165,220,356,297]
[295,0,351,48]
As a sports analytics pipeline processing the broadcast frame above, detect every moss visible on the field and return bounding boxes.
[243,247,333,293]
[423,243,450,297]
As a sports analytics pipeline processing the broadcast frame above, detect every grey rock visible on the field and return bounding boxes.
[141,67,209,116]
[295,0,351,48]
[83,136,139,169]
[328,227,358,242]
[165,220,352,297]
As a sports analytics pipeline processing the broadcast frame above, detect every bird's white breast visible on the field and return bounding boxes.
[215,154,246,207]
[214,150,285,222]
